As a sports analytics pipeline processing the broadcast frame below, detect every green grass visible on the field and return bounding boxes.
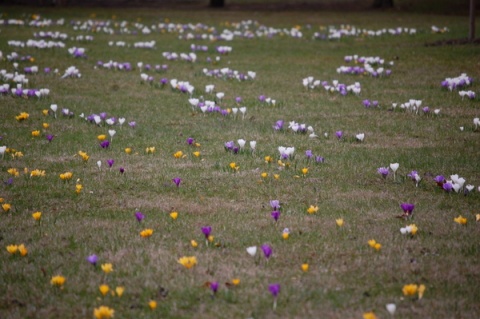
[1,5,480,319]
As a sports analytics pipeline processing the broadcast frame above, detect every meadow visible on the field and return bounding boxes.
[0,5,479,319]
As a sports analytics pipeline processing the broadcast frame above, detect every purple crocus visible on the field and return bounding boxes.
[186,137,194,145]
[377,167,389,179]
[107,159,114,168]
[268,283,280,297]
[172,177,182,187]
[46,134,54,142]
[335,131,343,139]
[362,99,371,108]
[315,156,325,163]
[270,200,280,210]
[210,281,219,294]
[100,140,110,149]
[119,167,125,174]
[434,175,445,187]
[261,244,272,259]
[135,211,145,222]
[271,210,281,222]
[258,95,266,102]
[407,170,418,181]
[273,120,284,131]
[201,226,212,239]
[235,96,242,103]
[87,254,98,266]
[400,203,415,217]
[128,121,136,128]
[443,182,453,192]
[224,141,234,151]
[305,150,313,159]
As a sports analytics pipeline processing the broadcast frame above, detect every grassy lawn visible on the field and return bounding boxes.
[0,5,479,319]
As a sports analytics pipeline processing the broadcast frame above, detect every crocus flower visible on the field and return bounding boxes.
[246,246,257,257]
[46,134,54,142]
[377,167,389,179]
[261,244,272,258]
[186,137,194,145]
[172,177,181,187]
[135,211,145,222]
[271,210,280,222]
[87,254,98,266]
[273,120,284,131]
[443,182,453,192]
[315,156,325,163]
[305,150,313,159]
[107,159,114,168]
[268,283,281,310]
[335,131,343,139]
[119,167,124,174]
[100,140,110,149]
[270,200,280,210]
[201,226,212,239]
[399,203,415,219]
[210,281,219,294]
[434,175,445,187]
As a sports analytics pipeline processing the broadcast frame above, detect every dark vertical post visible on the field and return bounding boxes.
[469,0,476,41]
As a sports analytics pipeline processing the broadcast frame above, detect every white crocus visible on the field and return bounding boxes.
[200,105,208,114]
[237,139,246,149]
[239,107,247,119]
[94,115,101,125]
[249,140,256,150]
[97,160,102,170]
[105,118,115,126]
[390,163,399,181]
[118,118,125,126]
[108,129,116,141]
[50,104,58,118]
[356,133,365,142]
[386,303,396,316]
[246,246,257,257]
[0,146,6,159]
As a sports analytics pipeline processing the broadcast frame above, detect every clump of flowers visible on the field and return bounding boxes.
[454,215,467,225]
[402,283,426,299]
[368,239,382,251]
[140,228,153,237]
[441,73,472,91]
[50,275,66,288]
[178,256,197,269]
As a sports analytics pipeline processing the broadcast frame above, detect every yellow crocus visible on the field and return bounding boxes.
[273,174,280,180]
[191,240,198,248]
[178,256,197,269]
[93,306,114,319]
[140,229,153,238]
[170,212,178,220]
[232,278,240,286]
[418,284,426,299]
[99,284,110,296]
[454,215,467,225]
[42,109,49,116]
[408,224,418,235]
[75,184,83,194]
[264,156,272,163]
[282,232,289,240]
[115,286,125,297]
[301,167,309,175]
[173,150,184,158]
[261,172,268,178]
[336,218,344,227]
[32,211,42,221]
[30,169,46,177]
[402,284,418,296]
[2,203,11,212]
[7,168,19,176]
[301,263,309,272]
[149,300,157,310]
[6,245,18,254]
[101,263,113,274]
[307,205,318,214]
[368,239,377,248]
[43,123,49,129]
[363,312,377,319]
[50,275,66,287]
[31,130,40,137]
[193,151,200,157]
[97,134,106,141]
[125,147,132,154]
[18,244,27,256]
